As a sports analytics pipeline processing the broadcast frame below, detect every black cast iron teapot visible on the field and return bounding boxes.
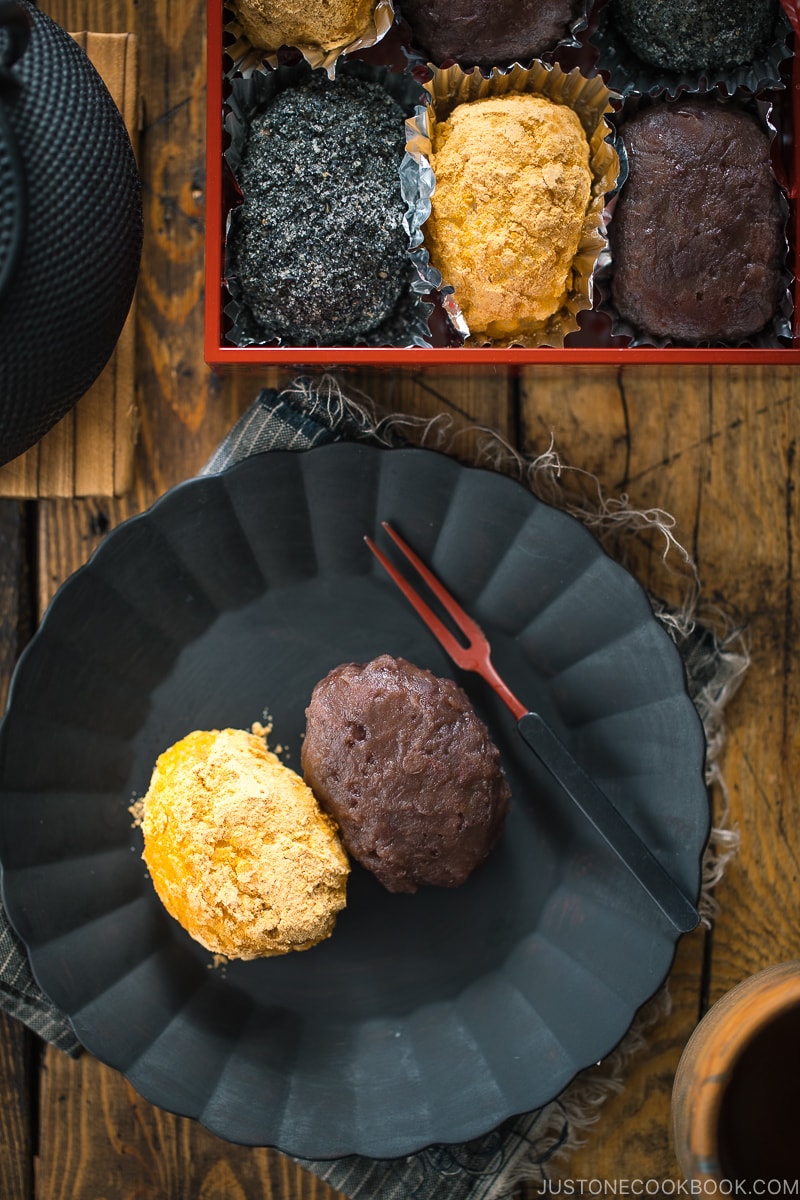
[0,0,143,466]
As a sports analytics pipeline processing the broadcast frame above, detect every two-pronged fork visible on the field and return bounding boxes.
[364,521,698,935]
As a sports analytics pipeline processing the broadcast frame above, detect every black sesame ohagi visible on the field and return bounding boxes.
[609,0,779,74]
[227,74,412,346]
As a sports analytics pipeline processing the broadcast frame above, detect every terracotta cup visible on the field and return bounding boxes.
[672,961,800,1185]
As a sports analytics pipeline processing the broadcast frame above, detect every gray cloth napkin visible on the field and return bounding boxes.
[0,379,741,1198]
[0,924,82,1055]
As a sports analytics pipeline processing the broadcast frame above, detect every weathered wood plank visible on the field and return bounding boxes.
[36,1052,346,1200]
[0,31,140,499]
[20,0,796,1194]
[0,502,29,709]
[0,499,35,1200]
[28,357,514,1198]
[517,366,800,1187]
[0,451,40,498]
[351,365,515,444]
[0,1013,34,1200]
[28,2,342,1195]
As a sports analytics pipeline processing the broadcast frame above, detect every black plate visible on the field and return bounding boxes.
[0,444,708,1158]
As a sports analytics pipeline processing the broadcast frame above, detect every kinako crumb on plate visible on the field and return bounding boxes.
[136,727,350,961]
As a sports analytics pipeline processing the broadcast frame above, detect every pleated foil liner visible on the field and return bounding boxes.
[595,93,794,349]
[223,60,434,350]
[590,1,793,99]
[402,61,622,348]
[224,0,395,78]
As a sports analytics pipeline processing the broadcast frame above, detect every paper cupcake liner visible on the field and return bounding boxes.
[596,93,794,349]
[399,0,591,75]
[223,60,433,350]
[402,61,622,348]
[224,0,395,79]
[590,1,793,99]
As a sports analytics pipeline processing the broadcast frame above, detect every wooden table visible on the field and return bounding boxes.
[1,1,798,1195]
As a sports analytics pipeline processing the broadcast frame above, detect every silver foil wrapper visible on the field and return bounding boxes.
[590,2,793,100]
[225,0,395,79]
[402,61,622,348]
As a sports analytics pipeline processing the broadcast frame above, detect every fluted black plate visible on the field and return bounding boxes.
[0,444,708,1159]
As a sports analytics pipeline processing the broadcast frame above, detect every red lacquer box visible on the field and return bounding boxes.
[204,0,800,368]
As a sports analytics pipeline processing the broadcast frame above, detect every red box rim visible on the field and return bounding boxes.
[204,0,800,367]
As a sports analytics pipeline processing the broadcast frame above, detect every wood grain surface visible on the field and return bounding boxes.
[0,1,798,1196]
[0,32,140,499]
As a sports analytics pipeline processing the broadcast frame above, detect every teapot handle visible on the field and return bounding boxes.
[0,0,30,305]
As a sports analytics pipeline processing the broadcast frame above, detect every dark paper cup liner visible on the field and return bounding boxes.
[590,0,793,99]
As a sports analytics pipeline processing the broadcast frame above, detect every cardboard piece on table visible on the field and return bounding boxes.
[0,32,140,499]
